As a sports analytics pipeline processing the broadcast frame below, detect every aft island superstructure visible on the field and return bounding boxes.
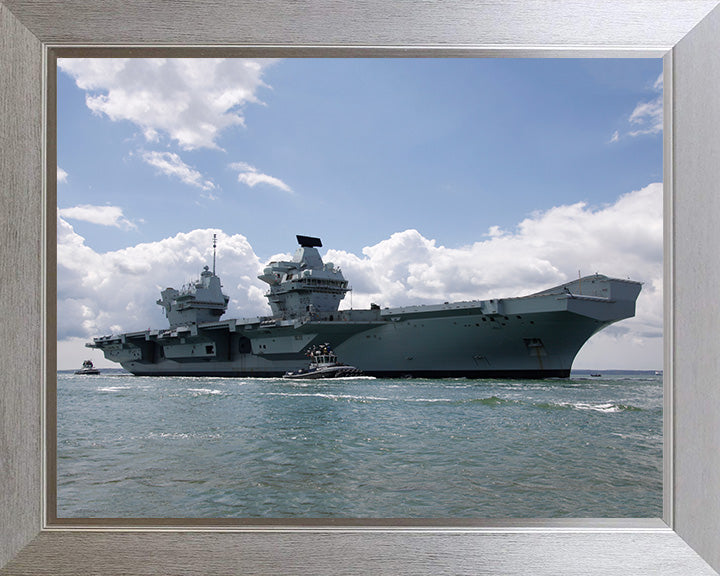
[88,234,642,378]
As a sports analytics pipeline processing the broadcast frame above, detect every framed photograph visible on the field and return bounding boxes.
[2,1,720,574]
[53,55,664,523]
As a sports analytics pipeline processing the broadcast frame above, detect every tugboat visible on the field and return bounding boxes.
[75,359,100,375]
[284,344,363,379]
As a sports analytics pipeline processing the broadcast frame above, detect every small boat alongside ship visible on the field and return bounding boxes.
[75,360,100,375]
[283,344,363,379]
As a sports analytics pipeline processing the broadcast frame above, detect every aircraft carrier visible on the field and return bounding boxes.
[88,234,642,378]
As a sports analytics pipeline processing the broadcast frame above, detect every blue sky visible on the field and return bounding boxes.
[57,58,663,369]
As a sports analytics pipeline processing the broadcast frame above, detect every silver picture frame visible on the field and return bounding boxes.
[2,1,720,574]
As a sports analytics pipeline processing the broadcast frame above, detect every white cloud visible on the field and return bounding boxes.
[58,336,113,370]
[142,151,215,191]
[653,72,663,91]
[57,183,662,369]
[325,183,661,312]
[58,58,276,150]
[613,72,663,142]
[628,97,663,137]
[57,167,68,183]
[230,162,292,193]
[57,222,267,350]
[58,204,136,230]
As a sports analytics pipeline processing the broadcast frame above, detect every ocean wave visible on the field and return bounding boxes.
[536,401,642,413]
[284,376,376,385]
[403,396,520,407]
[187,388,224,396]
[463,396,516,407]
[146,431,222,440]
[265,392,390,402]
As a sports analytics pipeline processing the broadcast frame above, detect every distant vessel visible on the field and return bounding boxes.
[283,344,363,379]
[75,360,100,375]
[88,234,642,379]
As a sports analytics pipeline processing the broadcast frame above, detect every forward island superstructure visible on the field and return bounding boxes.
[88,234,642,378]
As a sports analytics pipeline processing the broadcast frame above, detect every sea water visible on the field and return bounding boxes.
[57,370,662,518]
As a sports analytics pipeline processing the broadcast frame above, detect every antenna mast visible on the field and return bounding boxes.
[213,233,217,275]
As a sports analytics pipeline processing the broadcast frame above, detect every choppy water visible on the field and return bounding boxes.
[57,370,662,518]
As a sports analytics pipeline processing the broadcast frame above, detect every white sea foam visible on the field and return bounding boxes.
[188,388,223,396]
[265,392,389,402]
[146,431,222,440]
[96,385,132,392]
[569,402,622,413]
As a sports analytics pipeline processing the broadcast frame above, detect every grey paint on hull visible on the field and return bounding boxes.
[102,277,639,379]
[89,236,641,379]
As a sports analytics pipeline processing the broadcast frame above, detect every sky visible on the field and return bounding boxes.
[56,58,663,370]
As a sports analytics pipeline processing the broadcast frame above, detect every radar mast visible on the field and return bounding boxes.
[212,233,217,276]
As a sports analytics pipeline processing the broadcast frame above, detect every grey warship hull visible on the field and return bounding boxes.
[89,274,641,379]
